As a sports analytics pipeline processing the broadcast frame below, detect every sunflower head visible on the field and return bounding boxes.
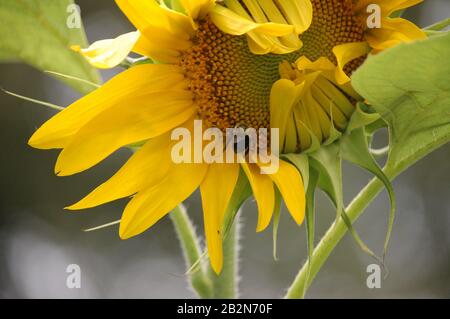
[29,0,425,273]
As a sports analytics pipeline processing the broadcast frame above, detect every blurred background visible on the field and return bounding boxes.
[0,0,449,298]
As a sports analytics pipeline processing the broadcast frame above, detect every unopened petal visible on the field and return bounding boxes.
[72,31,140,69]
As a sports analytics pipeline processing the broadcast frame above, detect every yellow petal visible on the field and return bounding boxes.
[29,64,185,149]
[132,26,191,63]
[265,159,305,225]
[293,101,312,150]
[71,31,140,69]
[180,0,215,20]
[311,85,348,130]
[315,76,355,118]
[210,4,294,36]
[55,90,195,176]
[296,56,336,73]
[246,31,302,55]
[271,0,313,34]
[211,0,312,54]
[304,90,323,142]
[304,89,331,141]
[366,18,426,52]
[284,113,298,153]
[241,162,275,232]
[210,3,302,55]
[270,79,304,147]
[249,0,301,49]
[116,0,194,39]
[384,0,423,14]
[115,0,195,61]
[67,133,173,210]
[200,163,240,274]
[119,162,208,239]
[332,42,370,85]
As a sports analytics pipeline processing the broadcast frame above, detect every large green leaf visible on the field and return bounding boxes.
[0,0,100,93]
[352,33,450,173]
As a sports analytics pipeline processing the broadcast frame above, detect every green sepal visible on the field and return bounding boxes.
[424,17,450,31]
[169,0,186,13]
[390,9,405,18]
[309,142,384,264]
[296,120,321,153]
[222,168,252,239]
[2,89,64,111]
[304,132,322,154]
[323,106,344,147]
[347,102,381,132]
[302,166,319,298]
[339,209,383,266]
[283,153,309,192]
[309,143,343,223]
[323,119,342,146]
[340,128,396,260]
[121,57,154,69]
[272,189,282,261]
[365,117,388,136]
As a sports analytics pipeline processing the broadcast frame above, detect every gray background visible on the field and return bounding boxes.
[0,0,449,298]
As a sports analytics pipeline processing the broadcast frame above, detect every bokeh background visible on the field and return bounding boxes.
[0,0,449,298]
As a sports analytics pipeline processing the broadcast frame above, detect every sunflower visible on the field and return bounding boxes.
[29,0,425,273]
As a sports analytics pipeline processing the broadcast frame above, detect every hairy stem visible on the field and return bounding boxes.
[170,205,212,299]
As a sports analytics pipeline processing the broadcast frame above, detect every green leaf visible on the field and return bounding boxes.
[0,0,101,93]
[352,33,450,174]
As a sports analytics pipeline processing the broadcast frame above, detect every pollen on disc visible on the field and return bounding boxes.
[179,18,285,132]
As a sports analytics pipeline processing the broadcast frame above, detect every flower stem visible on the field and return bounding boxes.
[285,167,396,298]
[170,205,212,299]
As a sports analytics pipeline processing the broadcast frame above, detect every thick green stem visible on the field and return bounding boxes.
[208,216,240,299]
[285,167,396,298]
[170,205,212,299]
